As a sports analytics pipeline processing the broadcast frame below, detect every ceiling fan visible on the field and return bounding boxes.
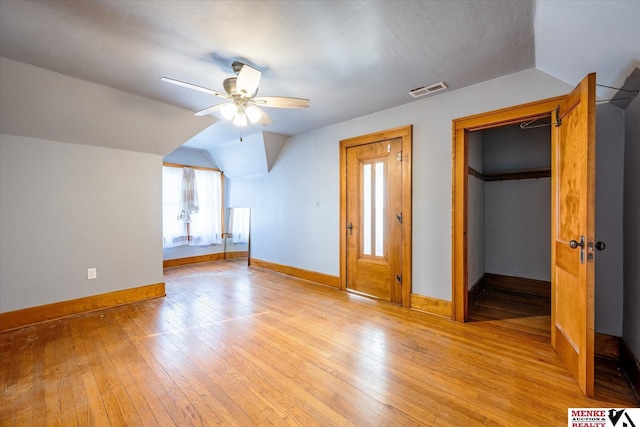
[161,61,310,127]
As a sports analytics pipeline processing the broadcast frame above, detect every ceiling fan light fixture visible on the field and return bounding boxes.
[233,109,248,127]
[220,103,237,120]
[162,61,309,128]
[245,105,262,123]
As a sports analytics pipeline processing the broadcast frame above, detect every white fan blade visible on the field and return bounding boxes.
[160,77,228,98]
[194,104,225,117]
[235,64,261,97]
[253,96,310,109]
[255,107,272,125]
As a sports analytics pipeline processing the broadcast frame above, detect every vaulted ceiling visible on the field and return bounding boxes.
[0,0,638,154]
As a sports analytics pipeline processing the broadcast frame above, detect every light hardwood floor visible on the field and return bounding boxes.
[469,286,638,406]
[1,262,637,426]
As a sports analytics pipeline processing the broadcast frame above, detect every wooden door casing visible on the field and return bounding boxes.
[346,139,402,302]
[340,126,412,308]
[452,96,565,321]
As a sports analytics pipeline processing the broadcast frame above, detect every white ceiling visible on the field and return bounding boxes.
[0,0,638,151]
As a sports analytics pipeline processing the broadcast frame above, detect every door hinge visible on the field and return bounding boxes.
[396,274,402,284]
[387,143,391,153]
[396,212,402,223]
[555,105,562,127]
[396,151,402,162]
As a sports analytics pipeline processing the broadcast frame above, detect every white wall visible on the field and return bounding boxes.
[0,134,163,312]
[229,68,573,300]
[467,131,485,288]
[623,84,640,358]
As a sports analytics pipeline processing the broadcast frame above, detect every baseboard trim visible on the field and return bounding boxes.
[485,273,551,297]
[595,333,620,360]
[0,283,165,333]
[620,338,640,400]
[468,274,487,307]
[224,251,248,260]
[163,253,224,268]
[594,333,640,401]
[249,258,340,288]
[411,294,452,319]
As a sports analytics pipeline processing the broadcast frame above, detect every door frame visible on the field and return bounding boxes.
[451,97,564,321]
[340,125,413,307]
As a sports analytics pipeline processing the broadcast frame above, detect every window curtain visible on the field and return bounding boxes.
[162,166,222,248]
[229,208,250,244]
[177,167,199,223]
[162,167,187,248]
[189,169,223,246]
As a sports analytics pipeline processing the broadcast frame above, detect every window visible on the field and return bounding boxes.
[162,165,222,248]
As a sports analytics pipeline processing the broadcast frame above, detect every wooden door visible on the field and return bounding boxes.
[346,138,403,303]
[551,73,596,397]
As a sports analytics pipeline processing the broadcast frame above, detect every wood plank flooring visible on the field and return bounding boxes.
[1,262,637,426]
[470,286,639,407]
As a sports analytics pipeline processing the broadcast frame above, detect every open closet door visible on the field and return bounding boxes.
[551,73,596,397]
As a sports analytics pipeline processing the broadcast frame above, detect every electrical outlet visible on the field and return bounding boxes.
[87,268,97,280]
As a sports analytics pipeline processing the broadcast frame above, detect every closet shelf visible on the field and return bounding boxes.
[468,167,551,182]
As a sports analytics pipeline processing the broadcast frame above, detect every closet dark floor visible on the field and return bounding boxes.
[469,286,639,406]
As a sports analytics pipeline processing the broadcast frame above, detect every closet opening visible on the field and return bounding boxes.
[466,118,552,329]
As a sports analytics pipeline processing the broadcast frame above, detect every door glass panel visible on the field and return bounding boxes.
[363,164,372,255]
[375,162,384,256]
[362,161,385,257]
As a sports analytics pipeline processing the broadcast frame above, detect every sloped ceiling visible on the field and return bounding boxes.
[0,0,638,163]
[206,132,287,179]
[535,0,640,100]
[0,0,536,150]
[0,57,213,155]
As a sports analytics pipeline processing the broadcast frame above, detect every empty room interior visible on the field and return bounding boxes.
[1,1,640,425]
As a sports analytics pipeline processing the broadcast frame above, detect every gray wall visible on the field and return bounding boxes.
[0,134,163,312]
[483,124,551,281]
[484,179,551,281]
[623,86,640,358]
[483,125,551,172]
[467,123,552,286]
[595,103,625,336]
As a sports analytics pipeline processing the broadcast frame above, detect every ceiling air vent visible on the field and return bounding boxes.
[409,81,448,98]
